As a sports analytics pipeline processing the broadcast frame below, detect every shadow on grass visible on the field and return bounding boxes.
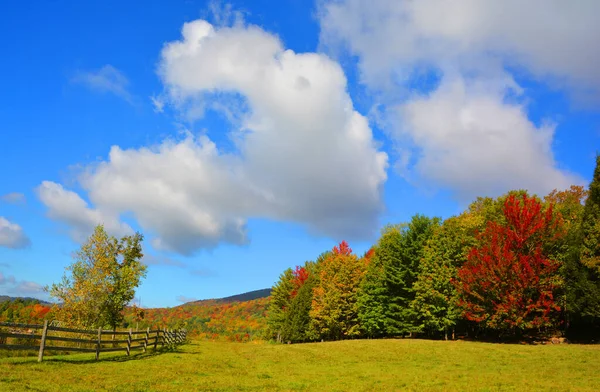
[2,343,194,366]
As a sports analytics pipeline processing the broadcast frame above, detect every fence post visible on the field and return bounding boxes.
[144,327,149,353]
[95,327,102,360]
[163,328,167,347]
[37,320,48,363]
[154,328,159,350]
[126,328,132,356]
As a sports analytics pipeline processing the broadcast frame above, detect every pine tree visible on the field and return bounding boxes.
[562,156,600,339]
[384,215,440,336]
[282,265,316,343]
[581,155,600,272]
[357,249,388,338]
[265,268,294,342]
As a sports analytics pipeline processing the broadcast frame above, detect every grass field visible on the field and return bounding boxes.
[1,339,599,391]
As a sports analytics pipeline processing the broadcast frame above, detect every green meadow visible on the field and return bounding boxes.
[1,339,599,391]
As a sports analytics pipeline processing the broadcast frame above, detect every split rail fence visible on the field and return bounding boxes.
[0,321,186,362]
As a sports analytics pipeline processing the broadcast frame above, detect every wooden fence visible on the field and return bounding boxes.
[0,321,186,362]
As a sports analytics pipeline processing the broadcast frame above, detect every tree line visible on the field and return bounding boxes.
[266,156,600,343]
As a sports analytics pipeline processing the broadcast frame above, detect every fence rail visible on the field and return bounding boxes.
[0,321,186,362]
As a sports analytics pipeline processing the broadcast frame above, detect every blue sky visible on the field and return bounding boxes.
[1,0,599,308]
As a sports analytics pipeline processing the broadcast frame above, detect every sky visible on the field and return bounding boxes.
[1,0,599,308]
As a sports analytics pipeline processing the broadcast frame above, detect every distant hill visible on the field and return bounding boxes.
[185,288,271,306]
[124,289,271,341]
[0,295,50,304]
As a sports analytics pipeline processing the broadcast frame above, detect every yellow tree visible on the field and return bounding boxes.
[48,225,147,330]
[310,241,367,340]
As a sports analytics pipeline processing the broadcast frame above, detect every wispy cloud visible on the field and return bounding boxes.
[142,253,186,268]
[71,64,135,104]
[150,95,165,113]
[0,192,26,205]
[0,272,44,297]
[176,295,198,303]
[190,268,216,277]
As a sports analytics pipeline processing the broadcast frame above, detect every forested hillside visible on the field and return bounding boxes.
[0,297,51,324]
[0,294,269,342]
[123,297,269,342]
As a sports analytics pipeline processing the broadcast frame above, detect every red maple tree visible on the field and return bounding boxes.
[454,194,564,333]
[333,240,353,256]
[290,266,310,298]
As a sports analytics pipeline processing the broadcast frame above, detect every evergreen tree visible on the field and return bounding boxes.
[357,249,388,337]
[265,268,294,342]
[562,157,600,338]
[384,215,440,336]
[281,264,316,342]
[581,155,600,272]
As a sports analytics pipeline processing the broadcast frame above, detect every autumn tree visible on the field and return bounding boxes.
[310,241,367,340]
[454,194,564,336]
[48,225,147,330]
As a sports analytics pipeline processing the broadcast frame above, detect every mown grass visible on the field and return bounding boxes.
[1,339,599,391]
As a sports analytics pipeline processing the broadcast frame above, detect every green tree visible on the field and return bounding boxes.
[281,262,317,343]
[385,215,441,336]
[581,155,600,272]
[265,268,294,342]
[357,248,388,338]
[411,213,480,339]
[48,225,147,330]
[560,157,600,338]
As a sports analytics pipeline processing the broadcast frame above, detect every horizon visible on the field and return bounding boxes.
[1,0,599,308]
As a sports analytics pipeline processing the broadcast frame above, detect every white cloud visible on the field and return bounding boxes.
[318,0,591,198]
[40,20,388,255]
[0,272,44,296]
[72,64,135,103]
[0,217,31,249]
[36,181,132,243]
[319,0,600,95]
[396,76,578,198]
[0,192,26,205]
